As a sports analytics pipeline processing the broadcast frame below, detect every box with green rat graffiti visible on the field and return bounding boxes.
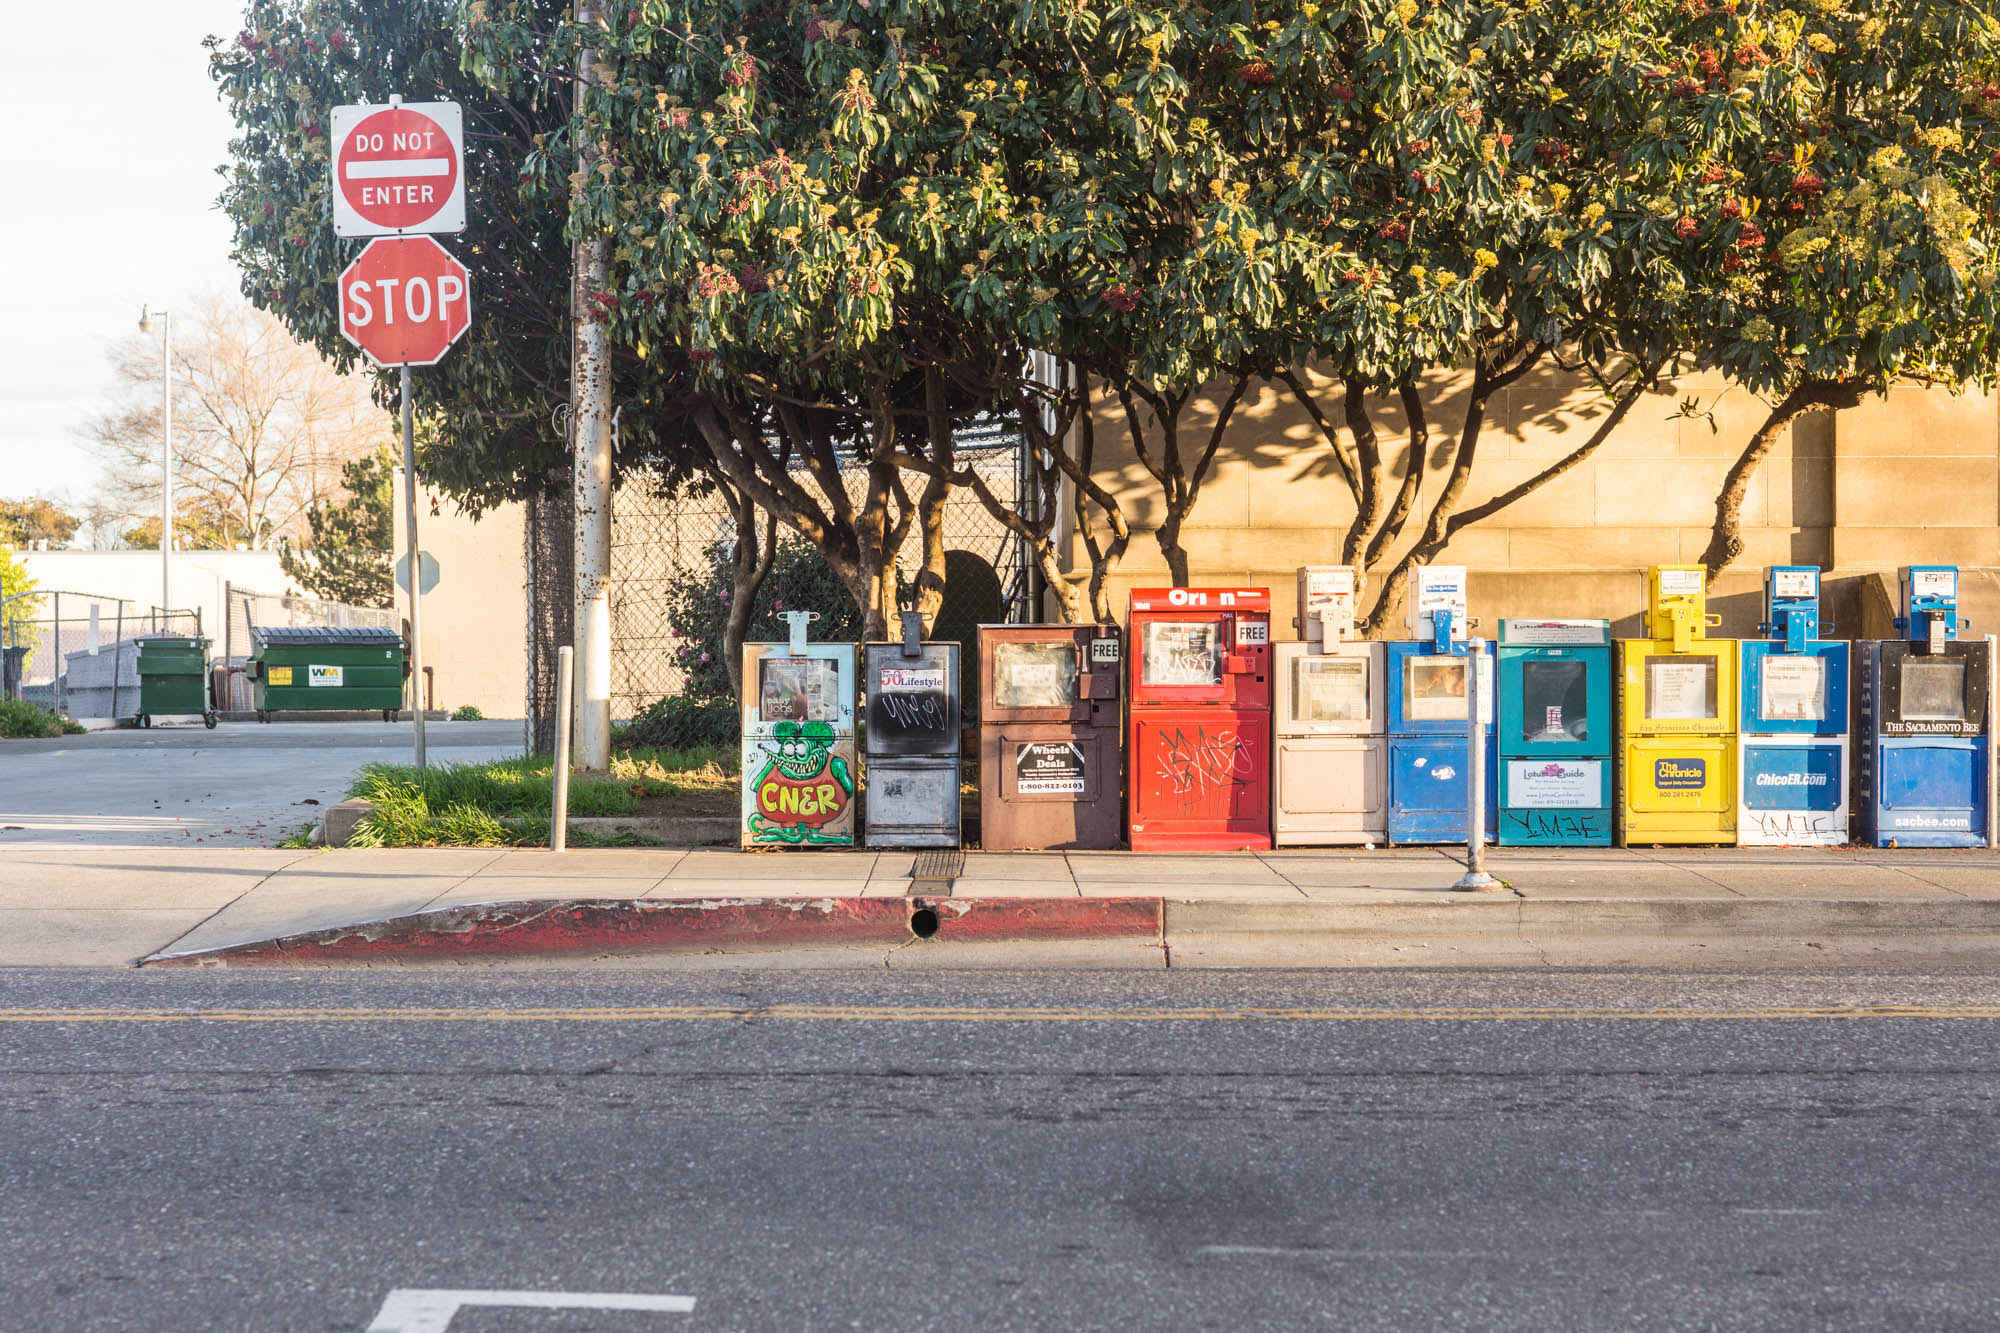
[740,613,858,849]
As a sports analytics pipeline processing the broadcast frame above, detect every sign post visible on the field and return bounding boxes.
[332,97,468,766]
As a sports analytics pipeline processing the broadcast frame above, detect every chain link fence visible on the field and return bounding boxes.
[1,591,200,720]
[606,433,1029,718]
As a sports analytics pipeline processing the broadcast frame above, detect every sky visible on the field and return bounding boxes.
[0,3,248,506]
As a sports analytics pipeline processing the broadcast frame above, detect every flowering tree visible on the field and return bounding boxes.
[1614,1,2000,576]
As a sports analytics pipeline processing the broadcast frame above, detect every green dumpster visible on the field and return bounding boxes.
[134,636,214,729]
[247,626,408,721]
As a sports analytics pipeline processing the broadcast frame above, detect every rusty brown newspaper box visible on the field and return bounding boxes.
[978,624,1124,850]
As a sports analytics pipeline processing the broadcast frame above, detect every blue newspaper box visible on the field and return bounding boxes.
[1856,566,1991,847]
[1738,566,1850,846]
[1385,566,1496,845]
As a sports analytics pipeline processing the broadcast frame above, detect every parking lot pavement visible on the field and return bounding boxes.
[0,720,522,849]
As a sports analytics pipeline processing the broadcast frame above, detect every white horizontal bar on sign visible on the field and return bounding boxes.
[344,158,452,180]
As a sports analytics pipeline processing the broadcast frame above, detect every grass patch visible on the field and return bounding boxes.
[277,823,317,849]
[343,747,739,847]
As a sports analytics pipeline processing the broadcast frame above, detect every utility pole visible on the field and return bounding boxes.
[571,0,614,773]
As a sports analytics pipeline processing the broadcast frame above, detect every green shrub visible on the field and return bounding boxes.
[666,534,861,705]
[451,704,484,721]
[615,694,739,749]
[0,699,83,739]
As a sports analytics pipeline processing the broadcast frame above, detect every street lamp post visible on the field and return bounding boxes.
[139,306,172,620]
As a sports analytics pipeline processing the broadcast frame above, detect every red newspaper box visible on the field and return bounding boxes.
[1127,587,1274,851]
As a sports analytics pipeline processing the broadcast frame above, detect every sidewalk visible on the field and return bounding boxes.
[3,844,1997,969]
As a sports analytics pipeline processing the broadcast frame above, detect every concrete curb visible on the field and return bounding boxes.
[1163,896,2000,967]
[139,895,1164,967]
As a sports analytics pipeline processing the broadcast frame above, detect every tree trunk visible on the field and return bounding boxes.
[1701,379,1863,580]
[1340,377,1384,565]
[721,504,776,700]
[912,365,955,634]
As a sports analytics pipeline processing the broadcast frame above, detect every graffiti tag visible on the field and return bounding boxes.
[1503,810,1605,842]
[877,691,947,731]
[1153,726,1256,817]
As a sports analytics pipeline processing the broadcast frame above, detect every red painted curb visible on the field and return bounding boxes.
[142,896,1163,967]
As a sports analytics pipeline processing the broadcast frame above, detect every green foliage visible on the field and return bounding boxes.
[668,536,861,704]
[451,704,485,721]
[615,694,739,749]
[0,699,83,739]
[280,446,394,608]
[1,545,39,652]
[0,499,78,548]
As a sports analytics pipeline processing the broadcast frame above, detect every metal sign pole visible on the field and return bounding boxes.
[1455,638,1502,891]
[402,365,426,768]
[551,645,574,853]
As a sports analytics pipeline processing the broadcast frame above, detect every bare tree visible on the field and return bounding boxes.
[82,292,388,548]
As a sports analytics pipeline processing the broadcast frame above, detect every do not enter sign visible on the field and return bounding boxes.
[331,101,465,237]
[339,237,472,368]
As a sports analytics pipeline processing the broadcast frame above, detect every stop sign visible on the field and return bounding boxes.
[338,237,472,368]
[330,101,465,237]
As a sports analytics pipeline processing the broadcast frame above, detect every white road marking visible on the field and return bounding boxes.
[367,1288,695,1332]
[345,158,452,180]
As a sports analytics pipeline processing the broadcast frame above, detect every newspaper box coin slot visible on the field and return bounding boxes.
[1857,566,1991,847]
[978,624,1124,850]
[1273,566,1387,846]
[1127,587,1273,851]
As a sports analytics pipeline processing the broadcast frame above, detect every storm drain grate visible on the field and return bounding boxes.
[908,849,965,897]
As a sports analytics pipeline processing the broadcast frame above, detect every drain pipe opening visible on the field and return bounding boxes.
[908,906,941,940]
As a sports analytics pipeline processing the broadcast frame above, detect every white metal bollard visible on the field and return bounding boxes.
[1455,638,1503,891]
[551,645,575,853]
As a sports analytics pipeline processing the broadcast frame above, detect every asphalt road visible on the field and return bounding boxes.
[0,720,522,847]
[3,967,1999,1330]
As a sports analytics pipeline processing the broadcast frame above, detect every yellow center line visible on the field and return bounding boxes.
[0,1005,1994,1024]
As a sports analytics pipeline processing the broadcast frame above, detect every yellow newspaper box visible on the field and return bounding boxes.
[1619,566,1739,845]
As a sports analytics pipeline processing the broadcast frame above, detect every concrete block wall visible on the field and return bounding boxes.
[1070,362,1996,638]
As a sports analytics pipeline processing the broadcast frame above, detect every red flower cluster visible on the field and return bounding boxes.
[737,263,771,294]
[692,265,742,299]
[1332,83,1356,103]
[1675,216,1700,239]
[658,108,693,131]
[1700,164,1728,185]
[1235,61,1276,85]
[723,55,758,89]
[1533,139,1574,166]
[1734,222,1765,250]
[1733,43,1769,68]
[1376,219,1410,242]
[1672,76,1703,98]
[1101,283,1144,312]
[1719,198,1744,220]
[689,348,717,364]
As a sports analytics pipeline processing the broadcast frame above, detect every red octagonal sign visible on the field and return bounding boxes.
[338,236,472,368]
